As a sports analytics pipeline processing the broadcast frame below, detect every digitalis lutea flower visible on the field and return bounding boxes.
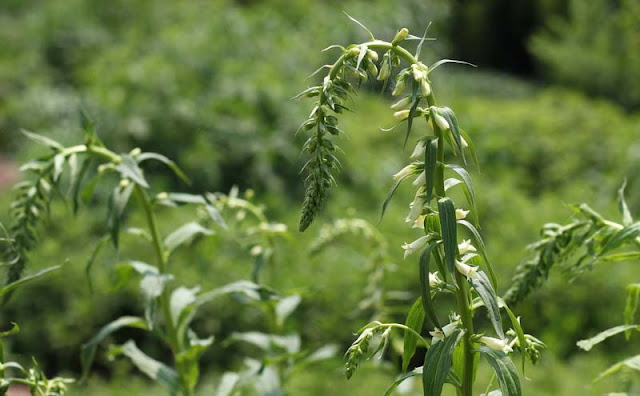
[430,320,459,344]
[455,259,479,280]
[402,235,430,259]
[478,336,513,353]
[455,208,470,220]
[457,239,477,255]
[410,140,426,160]
[393,164,416,180]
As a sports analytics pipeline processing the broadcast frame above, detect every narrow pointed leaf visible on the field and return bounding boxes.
[471,271,504,339]
[428,59,477,72]
[419,243,441,329]
[116,340,180,394]
[0,266,60,297]
[577,325,640,351]
[164,222,214,253]
[618,180,633,226]
[438,197,458,273]
[594,354,640,383]
[342,12,375,40]
[115,154,149,188]
[381,173,410,221]
[438,107,465,163]
[625,284,640,339]
[600,222,640,256]
[384,368,422,396]
[80,316,148,381]
[459,129,480,171]
[423,329,464,396]
[425,139,437,203]
[457,220,496,288]
[136,152,191,185]
[477,346,521,396]
[402,298,426,373]
[20,129,64,151]
[502,304,527,375]
[446,164,478,225]
[404,80,420,148]
[71,158,92,214]
[85,235,111,293]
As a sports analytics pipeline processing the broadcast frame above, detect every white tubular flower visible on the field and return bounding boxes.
[429,271,442,288]
[394,110,410,120]
[402,235,430,259]
[392,78,406,96]
[412,171,426,187]
[391,96,412,110]
[411,63,428,81]
[410,140,427,160]
[455,208,470,220]
[457,239,477,255]
[461,136,469,149]
[455,260,479,280]
[412,214,427,229]
[429,321,458,344]
[479,336,513,353]
[393,164,416,180]
[420,80,431,97]
[250,245,263,256]
[405,192,425,224]
[433,113,450,131]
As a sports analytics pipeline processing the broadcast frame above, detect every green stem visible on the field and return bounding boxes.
[134,186,194,396]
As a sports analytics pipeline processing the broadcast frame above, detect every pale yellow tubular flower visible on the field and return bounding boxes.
[455,259,479,280]
[402,235,430,259]
[455,208,470,220]
[410,140,427,160]
[393,164,416,180]
[479,336,513,353]
[412,171,426,187]
[457,239,477,255]
[394,110,410,120]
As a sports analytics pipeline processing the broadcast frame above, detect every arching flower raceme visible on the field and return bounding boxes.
[479,336,513,353]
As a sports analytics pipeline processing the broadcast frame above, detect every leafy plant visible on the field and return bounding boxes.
[295,20,542,396]
[2,119,289,395]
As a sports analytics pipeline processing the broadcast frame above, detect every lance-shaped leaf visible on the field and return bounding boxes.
[446,164,478,225]
[457,219,496,288]
[176,334,214,391]
[115,154,149,188]
[164,222,214,253]
[403,298,426,373]
[438,197,458,274]
[111,340,180,394]
[625,284,640,339]
[477,346,521,396]
[600,222,640,256]
[423,329,464,396]
[404,80,421,148]
[594,354,640,383]
[137,152,191,185]
[436,107,465,163]
[381,173,411,221]
[20,129,64,151]
[107,182,134,249]
[502,303,527,375]
[0,266,60,297]
[215,372,240,396]
[71,158,92,214]
[80,316,148,381]
[577,325,640,352]
[618,180,633,226]
[385,367,422,396]
[419,243,441,329]
[459,129,480,171]
[471,271,504,339]
[425,138,438,203]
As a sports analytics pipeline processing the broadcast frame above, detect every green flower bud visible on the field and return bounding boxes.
[420,80,431,97]
[347,46,361,57]
[393,110,410,120]
[390,96,411,110]
[366,49,378,62]
[392,28,409,45]
[377,61,391,81]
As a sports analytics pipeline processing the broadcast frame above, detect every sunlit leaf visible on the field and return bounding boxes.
[423,329,464,396]
[402,298,425,373]
[471,271,504,339]
[577,325,640,351]
[477,346,521,396]
[115,154,149,188]
[112,340,180,394]
[164,222,214,253]
[624,284,640,339]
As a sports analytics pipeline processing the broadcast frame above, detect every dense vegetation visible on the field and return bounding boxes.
[1,0,639,394]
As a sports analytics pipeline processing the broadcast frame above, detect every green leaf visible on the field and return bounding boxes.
[423,329,464,396]
[0,266,60,297]
[385,368,422,396]
[85,235,111,293]
[0,323,19,338]
[577,325,640,351]
[425,139,438,203]
[381,173,411,221]
[502,304,527,375]
[594,354,640,383]
[470,271,504,339]
[477,346,521,396]
[618,180,633,226]
[342,11,375,41]
[419,243,441,329]
[20,129,64,151]
[275,294,301,327]
[114,340,180,394]
[459,129,480,171]
[115,154,149,188]
[175,335,214,391]
[137,152,191,185]
[80,317,148,381]
[194,281,272,308]
[405,80,421,148]
[437,107,465,163]
[215,372,240,396]
[600,222,640,256]
[80,171,102,205]
[164,222,214,253]
[71,158,92,214]
[600,252,640,262]
[403,298,426,373]
[107,182,134,249]
[625,284,640,339]
[438,197,458,274]
[428,59,477,72]
[457,220,496,288]
[52,154,65,182]
[446,164,478,225]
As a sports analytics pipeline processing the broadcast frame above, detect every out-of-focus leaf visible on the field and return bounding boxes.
[21,129,63,151]
[0,266,60,297]
[275,295,301,327]
[381,173,410,221]
[0,323,19,338]
[384,367,422,396]
[115,154,149,188]
[164,222,214,253]
[215,372,240,396]
[618,180,633,226]
[625,284,640,339]
[577,325,640,351]
[80,316,148,381]
[594,355,640,383]
[137,152,191,185]
[112,340,180,394]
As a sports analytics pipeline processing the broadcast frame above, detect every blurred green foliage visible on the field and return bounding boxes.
[1,0,640,394]
[531,0,640,110]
